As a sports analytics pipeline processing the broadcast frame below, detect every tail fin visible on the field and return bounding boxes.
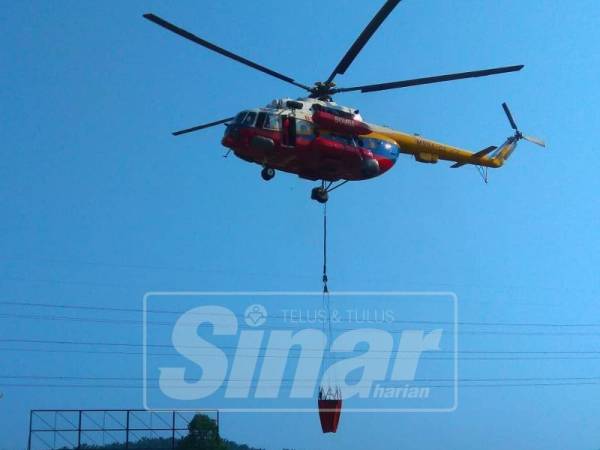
[490,137,519,167]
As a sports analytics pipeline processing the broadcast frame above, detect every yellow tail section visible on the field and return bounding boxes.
[489,138,519,167]
[373,126,515,169]
[368,103,542,170]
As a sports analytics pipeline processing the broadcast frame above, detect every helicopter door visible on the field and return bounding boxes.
[282,116,296,147]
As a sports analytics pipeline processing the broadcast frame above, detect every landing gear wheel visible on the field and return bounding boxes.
[261,167,275,181]
[311,187,329,204]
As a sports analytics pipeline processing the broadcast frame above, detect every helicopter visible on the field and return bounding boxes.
[143,0,545,203]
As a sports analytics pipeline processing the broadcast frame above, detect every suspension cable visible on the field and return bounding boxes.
[322,203,328,294]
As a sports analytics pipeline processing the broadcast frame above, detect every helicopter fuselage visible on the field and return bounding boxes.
[221,98,400,182]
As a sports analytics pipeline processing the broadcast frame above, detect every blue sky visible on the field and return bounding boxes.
[1,1,599,449]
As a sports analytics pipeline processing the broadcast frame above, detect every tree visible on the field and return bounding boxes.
[178,414,226,450]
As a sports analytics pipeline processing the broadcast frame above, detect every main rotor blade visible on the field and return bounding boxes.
[502,102,518,131]
[172,117,234,136]
[334,65,524,94]
[143,13,311,91]
[325,0,402,84]
[523,135,546,147]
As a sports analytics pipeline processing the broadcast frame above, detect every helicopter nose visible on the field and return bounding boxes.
[225,124,240,139]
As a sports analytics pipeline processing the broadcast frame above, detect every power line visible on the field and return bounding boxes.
[3,300,600,328]
[2,347,598,360]
[2,338,600,355]
[1,381,599,389]
[2,312,600,336]
[2,375,600,383]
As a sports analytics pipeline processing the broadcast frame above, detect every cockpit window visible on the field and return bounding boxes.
[242,111,257,127]
[234,112,247,124]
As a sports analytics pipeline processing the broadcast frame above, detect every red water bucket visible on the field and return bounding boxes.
[318,399,342,433]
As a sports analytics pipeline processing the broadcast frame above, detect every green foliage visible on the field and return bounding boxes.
[178,414,225,450]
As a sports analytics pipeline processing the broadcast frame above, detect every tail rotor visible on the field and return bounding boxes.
[502,102,546,147]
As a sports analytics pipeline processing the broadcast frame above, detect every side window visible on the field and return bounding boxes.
[295,119,314,137]
[263,114,281,131]
[328,133,354,146]
[358,138,377,150]
[242,112,257,127]
[358,138,400,156]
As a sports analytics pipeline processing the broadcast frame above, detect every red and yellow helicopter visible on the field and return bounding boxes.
[143,0,545,203]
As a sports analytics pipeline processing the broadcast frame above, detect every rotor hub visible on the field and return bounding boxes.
[310,81,337,100]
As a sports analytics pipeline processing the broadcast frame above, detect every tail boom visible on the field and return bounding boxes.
[372,126,509,168]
